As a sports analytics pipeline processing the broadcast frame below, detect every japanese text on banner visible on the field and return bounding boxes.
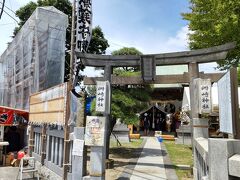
[76,0,92,52]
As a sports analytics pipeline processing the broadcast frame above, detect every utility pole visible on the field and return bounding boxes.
[63,1,76,180]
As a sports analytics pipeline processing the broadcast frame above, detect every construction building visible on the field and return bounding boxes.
[0,6,68,110]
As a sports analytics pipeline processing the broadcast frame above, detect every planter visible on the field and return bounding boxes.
[128,124,133,134]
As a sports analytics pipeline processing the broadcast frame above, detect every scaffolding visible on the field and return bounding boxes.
[0,6,68,110]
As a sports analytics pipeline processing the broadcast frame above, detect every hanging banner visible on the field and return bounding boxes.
[76,0,93,52]
[95,81,110,114]
[0,110,14,125]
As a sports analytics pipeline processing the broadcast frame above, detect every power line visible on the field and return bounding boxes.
[0,0,5,19]
[3,9,18,23]
[7,0,16,26]
[0,1,15,14]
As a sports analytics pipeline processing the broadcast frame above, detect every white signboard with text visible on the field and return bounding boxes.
[198,79,212,114]
[96,81,110,114]
[84,116,106,146]
[218,70,233,134]
[72,139,84,156]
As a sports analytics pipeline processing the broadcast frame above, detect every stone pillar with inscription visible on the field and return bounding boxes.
[86,74,111,180]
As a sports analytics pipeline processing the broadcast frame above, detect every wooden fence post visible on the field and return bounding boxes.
[63,82,71,180]
[40,124,47,164]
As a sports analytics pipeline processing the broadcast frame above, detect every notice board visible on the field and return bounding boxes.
[218,68,239,135]
[29,83,68,125]
[85,116,106,146]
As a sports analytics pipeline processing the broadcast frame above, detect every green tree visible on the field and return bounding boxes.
[87,26,109,54]
[111,47,142,56]
[111,86,152,125]
[112,48,150,125]
[182,0,240,69]
[112,47,143,71]
[14,0,109,81]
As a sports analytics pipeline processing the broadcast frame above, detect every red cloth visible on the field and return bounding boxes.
[0,110,14,125]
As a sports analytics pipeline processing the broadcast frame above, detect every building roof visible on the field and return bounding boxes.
[139,105,167,115]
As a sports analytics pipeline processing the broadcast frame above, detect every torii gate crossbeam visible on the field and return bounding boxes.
[76,42,235,67]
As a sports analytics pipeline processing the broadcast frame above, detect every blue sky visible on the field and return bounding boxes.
[92,0,190,54]
[0,0,217,72]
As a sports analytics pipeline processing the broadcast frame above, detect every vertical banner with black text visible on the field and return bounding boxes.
[76,0,92,52]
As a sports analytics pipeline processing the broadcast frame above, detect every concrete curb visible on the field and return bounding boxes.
[117,138,147,179]
[160,142,179,180]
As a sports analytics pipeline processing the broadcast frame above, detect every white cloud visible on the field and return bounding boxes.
[105,26,221,73]
[82,67,103,77]
[165,26,190,52]
[106,25,191,55]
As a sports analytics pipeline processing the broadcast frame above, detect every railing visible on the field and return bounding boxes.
[194,137,209,180]
[32,126,42,162]
[30,125,73,178]
[45,129,64,176]
[195,148,208,179]
[194,137,240,180]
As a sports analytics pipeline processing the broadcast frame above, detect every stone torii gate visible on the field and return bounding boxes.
[75,42,236,179]
[78,42,235,85]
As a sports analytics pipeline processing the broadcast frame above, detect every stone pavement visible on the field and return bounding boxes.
[0,166,39,180]
[118,137,178,180]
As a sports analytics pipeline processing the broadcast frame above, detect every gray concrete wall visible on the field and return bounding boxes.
[208,138,240,180]
[36,161,61,180]
[229,154,240,177]
[193,118,209,139]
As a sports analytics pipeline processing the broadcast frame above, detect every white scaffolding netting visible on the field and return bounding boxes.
[0,6,68,110]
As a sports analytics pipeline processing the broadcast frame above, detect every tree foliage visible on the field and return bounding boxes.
[182,0,240,69]
[111,48,150,125]
[111,86,151,125]
[90,85,151,126]
[14,0,109,81]
[112,47,142,71]
[87,26,109,54]
[111,47,143,56]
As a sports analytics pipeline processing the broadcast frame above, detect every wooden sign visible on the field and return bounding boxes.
[218,68,239,135]
[29,83,67,125]
[84,116,105,146]
[96,81,110,114]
